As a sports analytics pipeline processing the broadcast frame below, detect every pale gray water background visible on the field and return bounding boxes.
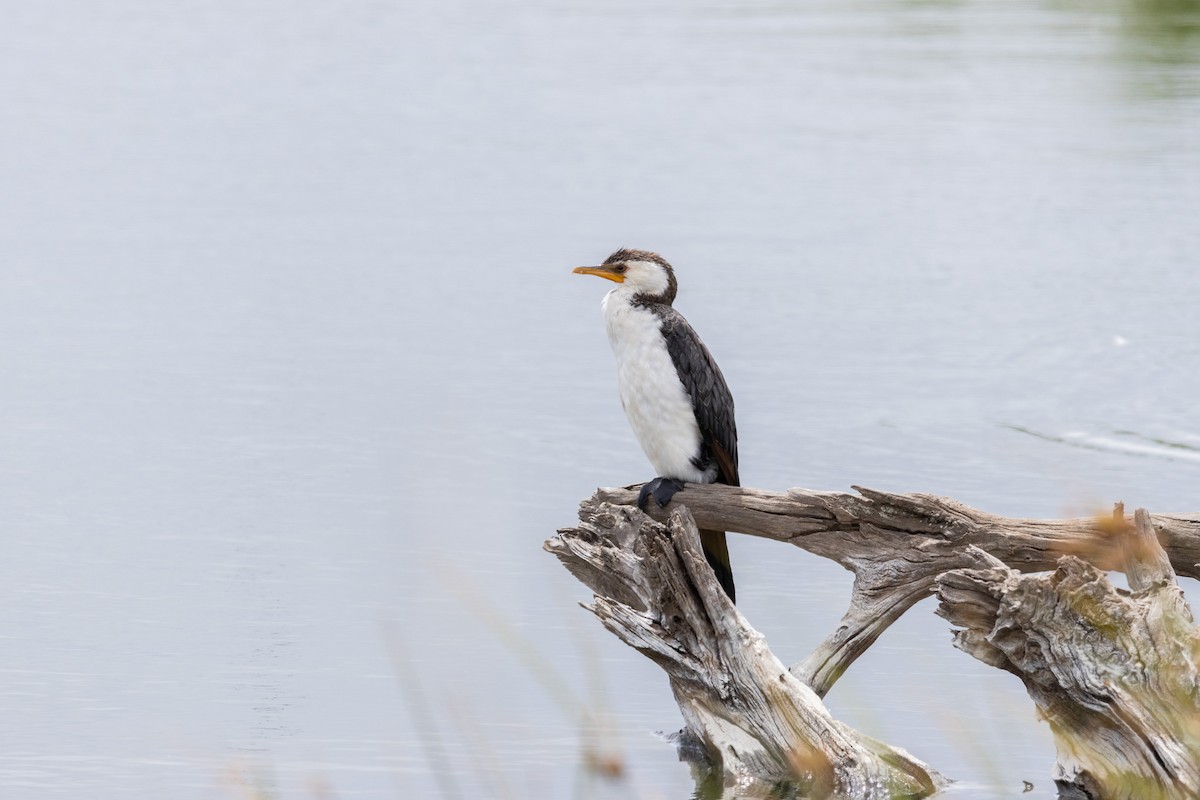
[1,0,1198,798]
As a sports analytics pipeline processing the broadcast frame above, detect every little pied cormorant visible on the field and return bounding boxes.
[574,248,738,603]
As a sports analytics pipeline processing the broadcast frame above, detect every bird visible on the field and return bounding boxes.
[574,248,738,603]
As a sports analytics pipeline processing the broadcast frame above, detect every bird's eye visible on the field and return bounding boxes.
[613,264,627,273]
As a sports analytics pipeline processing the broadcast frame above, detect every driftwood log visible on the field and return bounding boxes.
[546,484,1200,799]
[546,500,946,798]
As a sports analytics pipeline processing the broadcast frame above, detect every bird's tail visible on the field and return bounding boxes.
[699,529,736,604]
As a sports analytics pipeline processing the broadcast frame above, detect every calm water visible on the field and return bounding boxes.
[1,0,1198,797]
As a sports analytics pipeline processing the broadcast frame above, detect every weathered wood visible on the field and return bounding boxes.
[545,500,946,798]
[936,509,1200,799]
[594,483,1200,697]
[555,483,1200,795]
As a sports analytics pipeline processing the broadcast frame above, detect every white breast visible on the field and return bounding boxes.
[601,292,712,483]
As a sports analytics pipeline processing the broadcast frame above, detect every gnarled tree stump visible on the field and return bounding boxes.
[937,508,1200,799]
[549,483,1200,797]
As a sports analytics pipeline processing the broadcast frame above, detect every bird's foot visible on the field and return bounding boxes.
[636,477,686,511]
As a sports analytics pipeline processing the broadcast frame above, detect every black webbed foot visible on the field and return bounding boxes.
[636,477,686,511]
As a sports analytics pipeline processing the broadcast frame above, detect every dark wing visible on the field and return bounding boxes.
[656,307,739,486]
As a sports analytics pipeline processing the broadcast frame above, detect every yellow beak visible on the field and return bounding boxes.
[573,266,625,283]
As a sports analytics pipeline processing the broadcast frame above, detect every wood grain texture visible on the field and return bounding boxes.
[594,483,1200,696]
[552,483,1200,794]
[545,501,945,797]
[936,509,1200,799]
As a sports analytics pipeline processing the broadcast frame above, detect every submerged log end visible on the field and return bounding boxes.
[936,509,1200,798]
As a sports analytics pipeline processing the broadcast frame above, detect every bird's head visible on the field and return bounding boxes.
[573,248,677,305]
